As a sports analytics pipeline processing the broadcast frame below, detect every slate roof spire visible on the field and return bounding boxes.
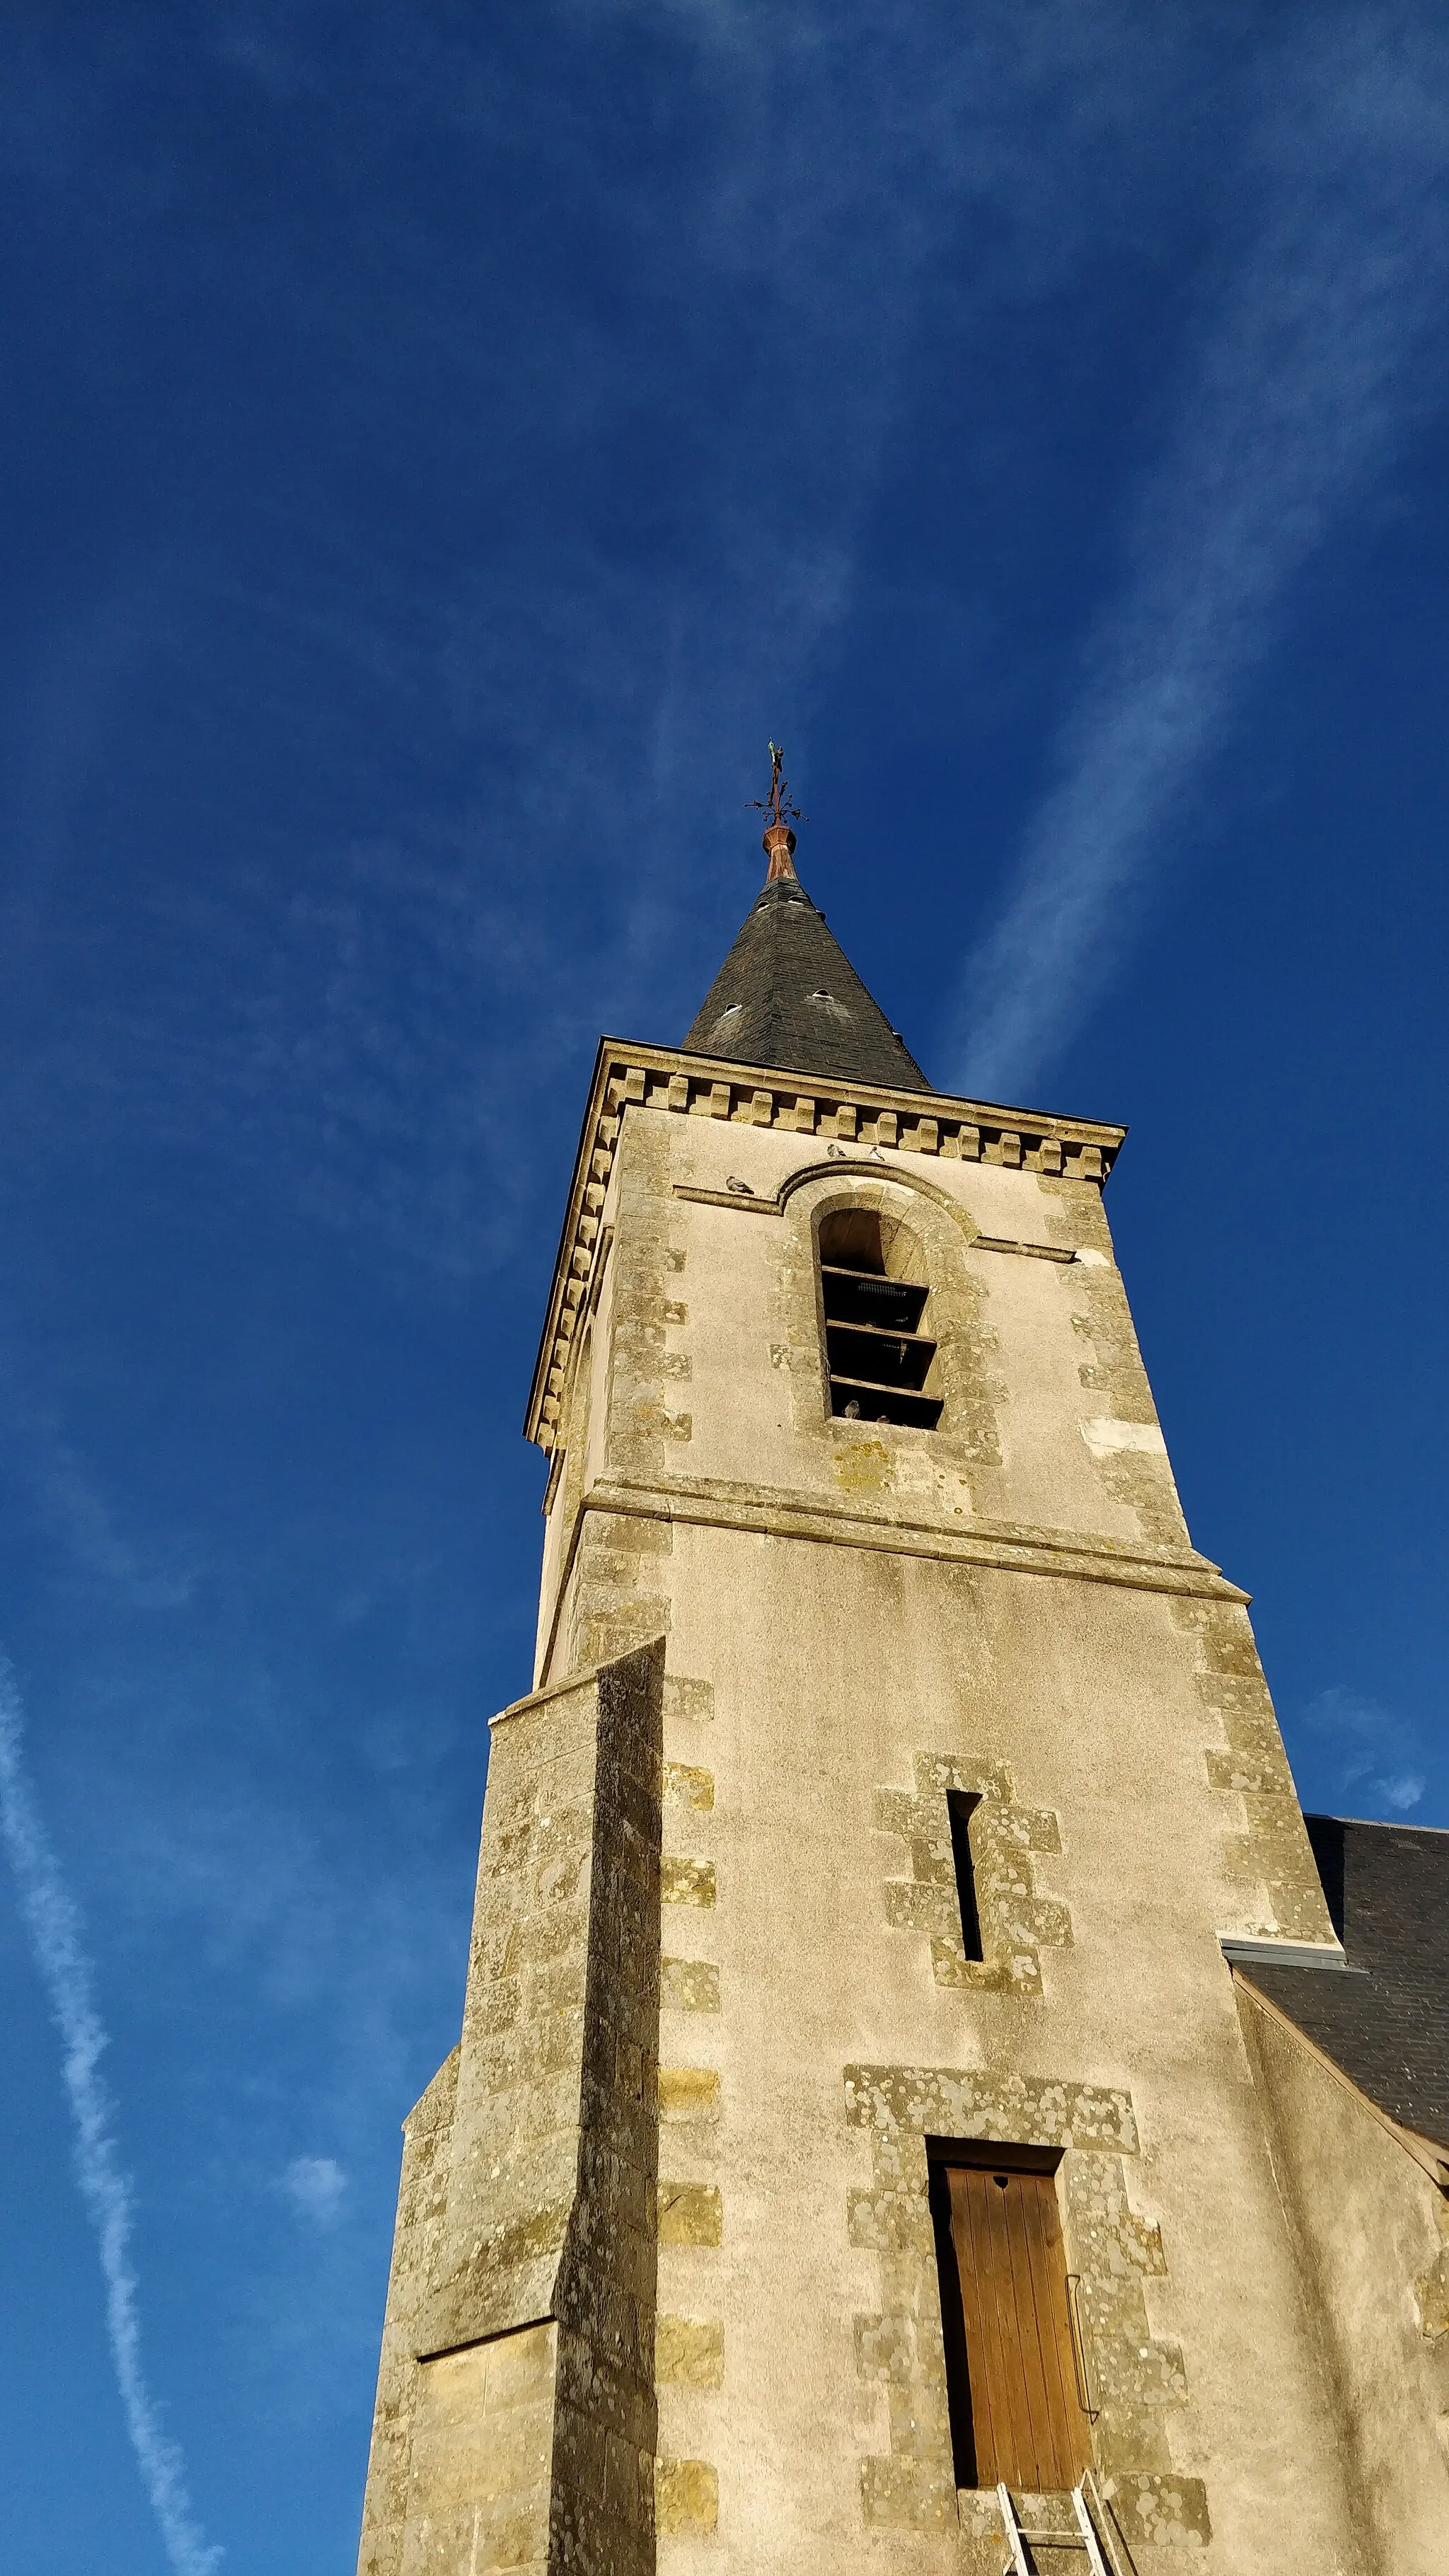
[681,746,932,1092]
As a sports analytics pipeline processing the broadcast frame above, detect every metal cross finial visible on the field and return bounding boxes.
[748,741,806,880]
[749,740,803,834]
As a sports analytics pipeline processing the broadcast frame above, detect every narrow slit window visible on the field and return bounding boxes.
[947,1791,983,1962]
[817,1209,942,1431]
[928,2143,1093,2493]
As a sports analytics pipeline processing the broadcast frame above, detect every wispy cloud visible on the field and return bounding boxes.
[1306,1681,1426,1814]
[282,2154,348,2226]
[0,1317,198,1608]
[947,16,1449,1097]
[0,5,1233,1284]
[0,1653,221,2576]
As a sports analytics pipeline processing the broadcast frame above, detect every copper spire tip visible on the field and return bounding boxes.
[749,739,804,881]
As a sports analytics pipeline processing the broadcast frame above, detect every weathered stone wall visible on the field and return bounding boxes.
[533,1112,1265,1690]
[876,1752,1070,1994]
[628,1516,1368,2575]
[356,1641,664,2576]
[1237,1978,1449,2576]
[522,1094,1365,2575]
[364,1068,1404,2576]
[358,2052,461,2576]
[844,2064,1201,2555]
[400,2324,558,2576]
[549,1646,665,2576]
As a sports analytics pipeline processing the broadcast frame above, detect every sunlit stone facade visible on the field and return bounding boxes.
[357,845,1449,2576]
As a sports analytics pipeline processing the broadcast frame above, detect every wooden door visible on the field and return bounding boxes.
[931,2159,1092,2491]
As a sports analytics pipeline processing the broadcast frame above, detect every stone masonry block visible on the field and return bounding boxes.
[845,2065,1139,2155]
[654,2457,719,2535]
[858,2455,957,2530]
[657,2181,722,2246]
[906,1836,954,1887]
[655,2314,724,2388]
[874,1788,937,1839]
[661,1856,716,1907]
[1019,1807,1063,1853]
[913,1752,1013,1803]
[928,1940,1039,1994]
[664,1762,715,1812]
[847,2186,936,2256]
[1205,1749,1293,1795]
[662,1674,713,1723]
[1106,2473,1212,2548]
[661,1957,720,2013]
[658,2067,720,2124]
[884,1878,956,1936]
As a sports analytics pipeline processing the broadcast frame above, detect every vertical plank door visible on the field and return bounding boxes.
[940,2163,1092,2490]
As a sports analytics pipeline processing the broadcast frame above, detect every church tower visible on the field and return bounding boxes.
[357,761,1449,2576]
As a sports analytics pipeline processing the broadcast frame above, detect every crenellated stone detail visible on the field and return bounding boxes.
[875,1754,1070,1994]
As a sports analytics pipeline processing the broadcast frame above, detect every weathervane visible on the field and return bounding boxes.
[749,740,806,882]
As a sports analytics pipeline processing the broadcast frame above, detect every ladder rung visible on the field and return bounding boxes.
[995,2479,1136,2576]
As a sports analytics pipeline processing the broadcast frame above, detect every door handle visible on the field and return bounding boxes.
[1066,2274,1099,2421]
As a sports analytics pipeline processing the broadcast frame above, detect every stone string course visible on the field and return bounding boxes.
[528,1049,1122,1454]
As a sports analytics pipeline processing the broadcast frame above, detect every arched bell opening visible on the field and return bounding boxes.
[816,1207,943,1429]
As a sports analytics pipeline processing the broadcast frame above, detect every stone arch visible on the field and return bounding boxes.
[779,1172,1003,1470]
[776,1157,980,1240]
[818,1201,929,1284]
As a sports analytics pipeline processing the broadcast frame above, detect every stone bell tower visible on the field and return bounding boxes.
[356,758,1448,2576]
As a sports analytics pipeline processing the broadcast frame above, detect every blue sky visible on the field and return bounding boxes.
[1,5,1447,2569]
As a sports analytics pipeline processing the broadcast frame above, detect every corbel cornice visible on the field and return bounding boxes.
[524,1037,1126,1454]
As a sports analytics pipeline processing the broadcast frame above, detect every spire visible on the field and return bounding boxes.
[681,748,932,1092]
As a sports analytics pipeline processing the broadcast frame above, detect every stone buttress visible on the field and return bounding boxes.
[358,1644,664,2576]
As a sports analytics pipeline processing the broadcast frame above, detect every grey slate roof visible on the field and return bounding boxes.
[1248,1815,1449,2149]
[681,874,932,1092]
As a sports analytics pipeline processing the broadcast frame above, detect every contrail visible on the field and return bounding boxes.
[0,1653,222,2576]
[946,20,1449,1098]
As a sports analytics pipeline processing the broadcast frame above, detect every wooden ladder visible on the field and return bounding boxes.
[998,2473,1136,2576]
